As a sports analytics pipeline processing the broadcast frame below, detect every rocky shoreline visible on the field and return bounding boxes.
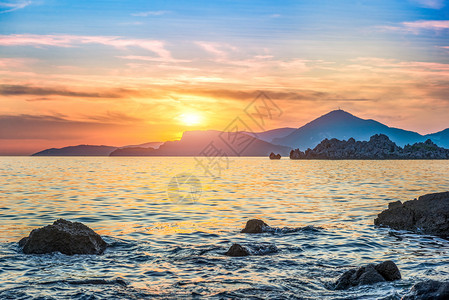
[290,134,449,159]
[17,191,449,299]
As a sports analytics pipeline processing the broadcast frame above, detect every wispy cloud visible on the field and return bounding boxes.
[377,20,449,33]
[194,41,238,59]
[0,84,140,98]
[412,0,445,9]
[117,55,190,63]
[0,57,36,68]
[403,20,449,30]
[0,0,31,14]
[0,34,173,59]
[131,10,169,17]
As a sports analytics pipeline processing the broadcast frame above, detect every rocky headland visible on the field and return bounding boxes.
[290,134,449,159]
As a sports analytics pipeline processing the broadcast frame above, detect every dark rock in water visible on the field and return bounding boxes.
[241,219,269,233]
[269,152,281,159]
[224,243,278,257]
[375,261,401,281]
[401,280,449,300]
[335,261,401,290]
[225,243,249,257]
[19,219,107,255]
[374,191,449,237]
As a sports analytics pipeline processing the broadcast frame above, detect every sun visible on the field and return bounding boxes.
[180,112,202,126]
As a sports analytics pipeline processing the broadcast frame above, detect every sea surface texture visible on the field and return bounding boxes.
[1,157,448,299]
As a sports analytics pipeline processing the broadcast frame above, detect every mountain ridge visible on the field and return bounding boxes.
[273,109,431,150]
[30,110,449,156]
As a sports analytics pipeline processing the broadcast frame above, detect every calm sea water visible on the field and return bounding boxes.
[0,157,448,299]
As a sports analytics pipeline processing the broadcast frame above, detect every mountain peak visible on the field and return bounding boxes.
[319,109,358,120]
[273,109,426,150]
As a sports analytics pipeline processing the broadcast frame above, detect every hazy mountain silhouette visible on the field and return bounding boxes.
[32,145,118,156]
[110,130,291,156]
[31,110,449,156]
[242,127,296,143]
[426,129,449,149]
[121,142,163,149]
[32,142,163,156]
[273,110,428,150]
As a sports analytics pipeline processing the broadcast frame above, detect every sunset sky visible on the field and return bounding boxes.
[1,0,449,155]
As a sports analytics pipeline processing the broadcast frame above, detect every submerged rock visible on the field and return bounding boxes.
[241,219,270,233]
[269,152,281,159]
[401,280,449,300]
[19,219,107,255]
[335,261,401,290]
[224,243,278,257]
[225,243,249,257]
[374,191,449,237]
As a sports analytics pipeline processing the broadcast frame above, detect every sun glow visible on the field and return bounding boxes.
[180,112,202,126]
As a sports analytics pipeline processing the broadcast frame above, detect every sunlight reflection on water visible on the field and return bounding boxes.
[0,157,448,299]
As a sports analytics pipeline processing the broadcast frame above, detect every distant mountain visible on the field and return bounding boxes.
[110,130,291,156]
[273,110,428,150]
[32,145,118,156]
[32,142,162,156]
[109,147,156,156]
[120,142,163,149]
[30,110,449,156]
[426,129,449,149]
[242,127,296,143]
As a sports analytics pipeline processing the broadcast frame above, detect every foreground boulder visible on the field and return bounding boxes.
[225,243,249,257]
[19,219,107,255]
[241,219,270,233]
[374,191,449,237]
[335,261,401,290]
[401,280,449,299]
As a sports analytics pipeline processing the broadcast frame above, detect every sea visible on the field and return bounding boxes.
[0,157,448,299]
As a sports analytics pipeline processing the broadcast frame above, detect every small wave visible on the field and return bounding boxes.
[243,243,280,256]
[263,225,324,234]
[40,277,128,287]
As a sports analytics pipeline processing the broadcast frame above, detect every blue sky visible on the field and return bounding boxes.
[1,0,448,60]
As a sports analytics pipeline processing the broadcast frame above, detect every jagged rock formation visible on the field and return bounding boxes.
[269,152,281,159]
[290,134,449,159]
[335,261,401,290]
[19,219,107,255]
[374,191,449,237]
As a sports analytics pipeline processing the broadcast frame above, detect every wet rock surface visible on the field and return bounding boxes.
[335,261,401,290]
[241,219,270,233]
[19,219,107,255]
[290,134,449,159]
[374,191,449,237]
[225,243,279,257]
[225,243,250,257]
[401,280,449,300]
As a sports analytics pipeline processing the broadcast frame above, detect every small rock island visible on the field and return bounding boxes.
[269,152,281,159]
